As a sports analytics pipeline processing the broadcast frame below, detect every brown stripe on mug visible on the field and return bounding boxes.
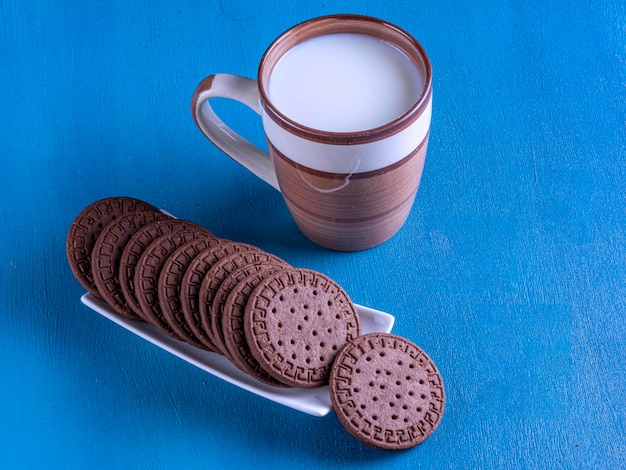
[269,133,429,251]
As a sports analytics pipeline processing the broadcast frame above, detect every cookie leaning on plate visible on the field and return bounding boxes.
[244,268,361,388]
[91,210,171,319]
[179,241,257,352]
[210,263,288,359]
[134,229,213,336]
[66,196,161,298]
[199,250,290,357]
[329,332,445,450]
[158,237,223,351]
[221,267,289,387]
[118,219,203,319]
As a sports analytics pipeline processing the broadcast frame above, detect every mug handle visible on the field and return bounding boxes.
[191,74,280,191]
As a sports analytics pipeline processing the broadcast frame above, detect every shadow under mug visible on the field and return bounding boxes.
[192,14,432,251]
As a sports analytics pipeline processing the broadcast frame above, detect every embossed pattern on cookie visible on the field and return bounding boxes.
[210,263,288,358]
[179,242,256,352]
[134,230,211,335]
[221,268,289,387]
[66,197,160,297]
[119,219,202,318]
[329,332,445,450]
[199,250,290,357]
[92,210,170,319]
[158,237,223,350]
[244,268,360,388]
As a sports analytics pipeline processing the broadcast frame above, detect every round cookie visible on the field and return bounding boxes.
[158,237,223,351]
[243,268,361,388]
[119,219,204,318]
[66,196,160,297]
[134,230,211,336]
[91,210,170,319]
[221,268,290,387]
[329,333,445,450]
[179,242,256,352]
[210,262,289,359]
[199,250,290,356]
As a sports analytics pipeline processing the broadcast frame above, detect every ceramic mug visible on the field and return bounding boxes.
[192,14,432,251]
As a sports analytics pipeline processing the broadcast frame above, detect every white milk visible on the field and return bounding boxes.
[268,33,423,133]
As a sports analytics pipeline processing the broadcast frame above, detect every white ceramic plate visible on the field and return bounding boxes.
[81,293,394,417]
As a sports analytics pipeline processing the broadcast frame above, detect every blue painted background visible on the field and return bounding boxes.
[1,1,624,468]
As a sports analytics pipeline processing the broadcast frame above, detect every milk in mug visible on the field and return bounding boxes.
[268,33,423,133]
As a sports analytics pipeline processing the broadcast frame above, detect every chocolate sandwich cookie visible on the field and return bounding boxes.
[221,268,290,387]
[158,237,223,350]
[66,196,160,297]
[119,219,204,318]
[179,242,256,352]
[199,250,289,356]
[329,333,445,450]
[134,230,211,336]
[244,268,360,388]
[91,210,171,319]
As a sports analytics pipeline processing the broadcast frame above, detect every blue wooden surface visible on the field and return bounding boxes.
[1,1,624,468]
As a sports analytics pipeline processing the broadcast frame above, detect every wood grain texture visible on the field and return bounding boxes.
[0,0,624,468]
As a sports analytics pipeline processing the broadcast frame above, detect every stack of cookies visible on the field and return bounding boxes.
[66,196,445,450]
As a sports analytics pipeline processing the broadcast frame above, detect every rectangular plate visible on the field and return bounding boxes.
[82,293,394,417]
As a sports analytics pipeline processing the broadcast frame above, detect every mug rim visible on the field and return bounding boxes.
[258,14,432,145]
